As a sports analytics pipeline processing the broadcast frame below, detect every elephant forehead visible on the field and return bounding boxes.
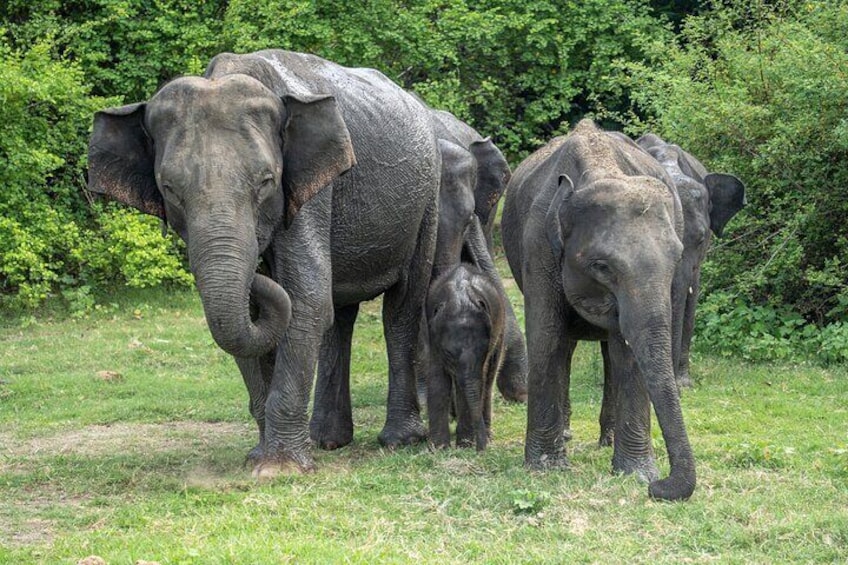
[576,177,673,213]
[149,76,282,123]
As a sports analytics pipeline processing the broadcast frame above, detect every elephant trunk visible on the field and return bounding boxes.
[619,290,696,501]
[189,232,291,358]
[457,357,488,451]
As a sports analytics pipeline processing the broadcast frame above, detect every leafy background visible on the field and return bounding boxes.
[1,0,846,362]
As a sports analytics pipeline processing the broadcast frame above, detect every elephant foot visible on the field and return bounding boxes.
[378,415,427,448]
[309,412,354,451]
[525,448,569,471]
[598,428,614,447]
[245,443,265,466]
[251,451,315,480]
[497,368,528,403]
[676,371,694,389]
[612,453,659,483]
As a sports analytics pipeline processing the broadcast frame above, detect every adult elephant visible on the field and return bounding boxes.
[87,50,442,476]
[636,133,745,387]
[502,119,695,501]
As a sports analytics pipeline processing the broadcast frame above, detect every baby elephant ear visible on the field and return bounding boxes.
[705,173,746,237]
[87,103,164,219]
[282,93,356,227]
[545,174,575,259]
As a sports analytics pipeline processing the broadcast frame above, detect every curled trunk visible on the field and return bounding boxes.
[190,236,291,358]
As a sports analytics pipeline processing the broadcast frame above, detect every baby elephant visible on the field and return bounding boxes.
[426,263,506,451]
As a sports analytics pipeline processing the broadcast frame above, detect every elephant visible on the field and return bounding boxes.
[501,119,696,501]
[635,133,745,387]
[87,49,444,476]
[425,108,528,403]
[593,132,746,446]
[426,263,506,451]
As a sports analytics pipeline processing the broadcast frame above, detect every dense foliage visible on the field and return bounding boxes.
[625,1,848,359]
[1,1,846,361]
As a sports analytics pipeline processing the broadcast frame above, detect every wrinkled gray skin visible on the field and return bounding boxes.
[88,50,442,476]
[595,132,746,446]
[426,109,528,403]
[426,263,506,451]
[502,119,696,501]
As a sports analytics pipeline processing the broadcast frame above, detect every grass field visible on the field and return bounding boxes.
[1,280,846,564]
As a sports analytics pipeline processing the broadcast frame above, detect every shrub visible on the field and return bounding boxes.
[0,37,192,311]
[629,1,848,326]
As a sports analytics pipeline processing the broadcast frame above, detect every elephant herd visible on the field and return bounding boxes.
[87,50,745,502]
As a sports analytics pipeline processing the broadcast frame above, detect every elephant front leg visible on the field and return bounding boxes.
[607,334,659,483]
[427,364,452,449]
[523,288,570,470]
[310,304,359,450]
[677,272,701,388]
[235,353,274,464]
[378,285,428,448]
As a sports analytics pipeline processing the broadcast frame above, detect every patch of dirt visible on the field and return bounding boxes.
[1,421,252,459]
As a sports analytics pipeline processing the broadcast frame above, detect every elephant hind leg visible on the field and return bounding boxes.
[310,303,359,450]
[377,197,437,448]
[598,341,616,447]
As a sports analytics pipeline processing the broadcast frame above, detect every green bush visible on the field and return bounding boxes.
[0,37,192,311]
[224,0,673,160]
[695,292,848,366]
[1,0,227,101]
[629,1,848,326]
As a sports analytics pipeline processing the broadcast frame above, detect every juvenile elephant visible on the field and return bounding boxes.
[88,50,442,476]
[426,263,506,451]
[502,119,695,501]
[426,109,528,403]
[595,132,745,445]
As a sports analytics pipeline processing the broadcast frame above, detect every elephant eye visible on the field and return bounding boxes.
[590,260,610,274]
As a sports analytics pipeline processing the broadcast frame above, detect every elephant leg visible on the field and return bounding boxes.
[670,266,688,388]
[523,280,570,469]
[253,191,334,478]
[415,313,430,409]
[376,199,436,448]
[310,303,359,450]
[598,341,616,447]
[607,333,658,483]
[235,351,274,463]
[677,272,700,388]
[427,363,452,449]
[559,339,577,443]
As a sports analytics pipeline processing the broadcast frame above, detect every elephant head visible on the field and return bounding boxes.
[433,139,476,277]
[426,264,505,451]
[87,74,355,358]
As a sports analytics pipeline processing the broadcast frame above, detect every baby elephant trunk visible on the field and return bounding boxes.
[457,353,489,451]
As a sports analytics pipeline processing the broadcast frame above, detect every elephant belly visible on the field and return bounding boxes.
[329,166,435,307]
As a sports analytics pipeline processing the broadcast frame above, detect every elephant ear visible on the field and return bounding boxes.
[545,174,575,259]
[469,137,510,226]
[281,93,356,227]
[87,103,164,219]
[705,173,746,237]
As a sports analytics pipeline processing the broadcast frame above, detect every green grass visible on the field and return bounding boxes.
[1,283,846,564]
